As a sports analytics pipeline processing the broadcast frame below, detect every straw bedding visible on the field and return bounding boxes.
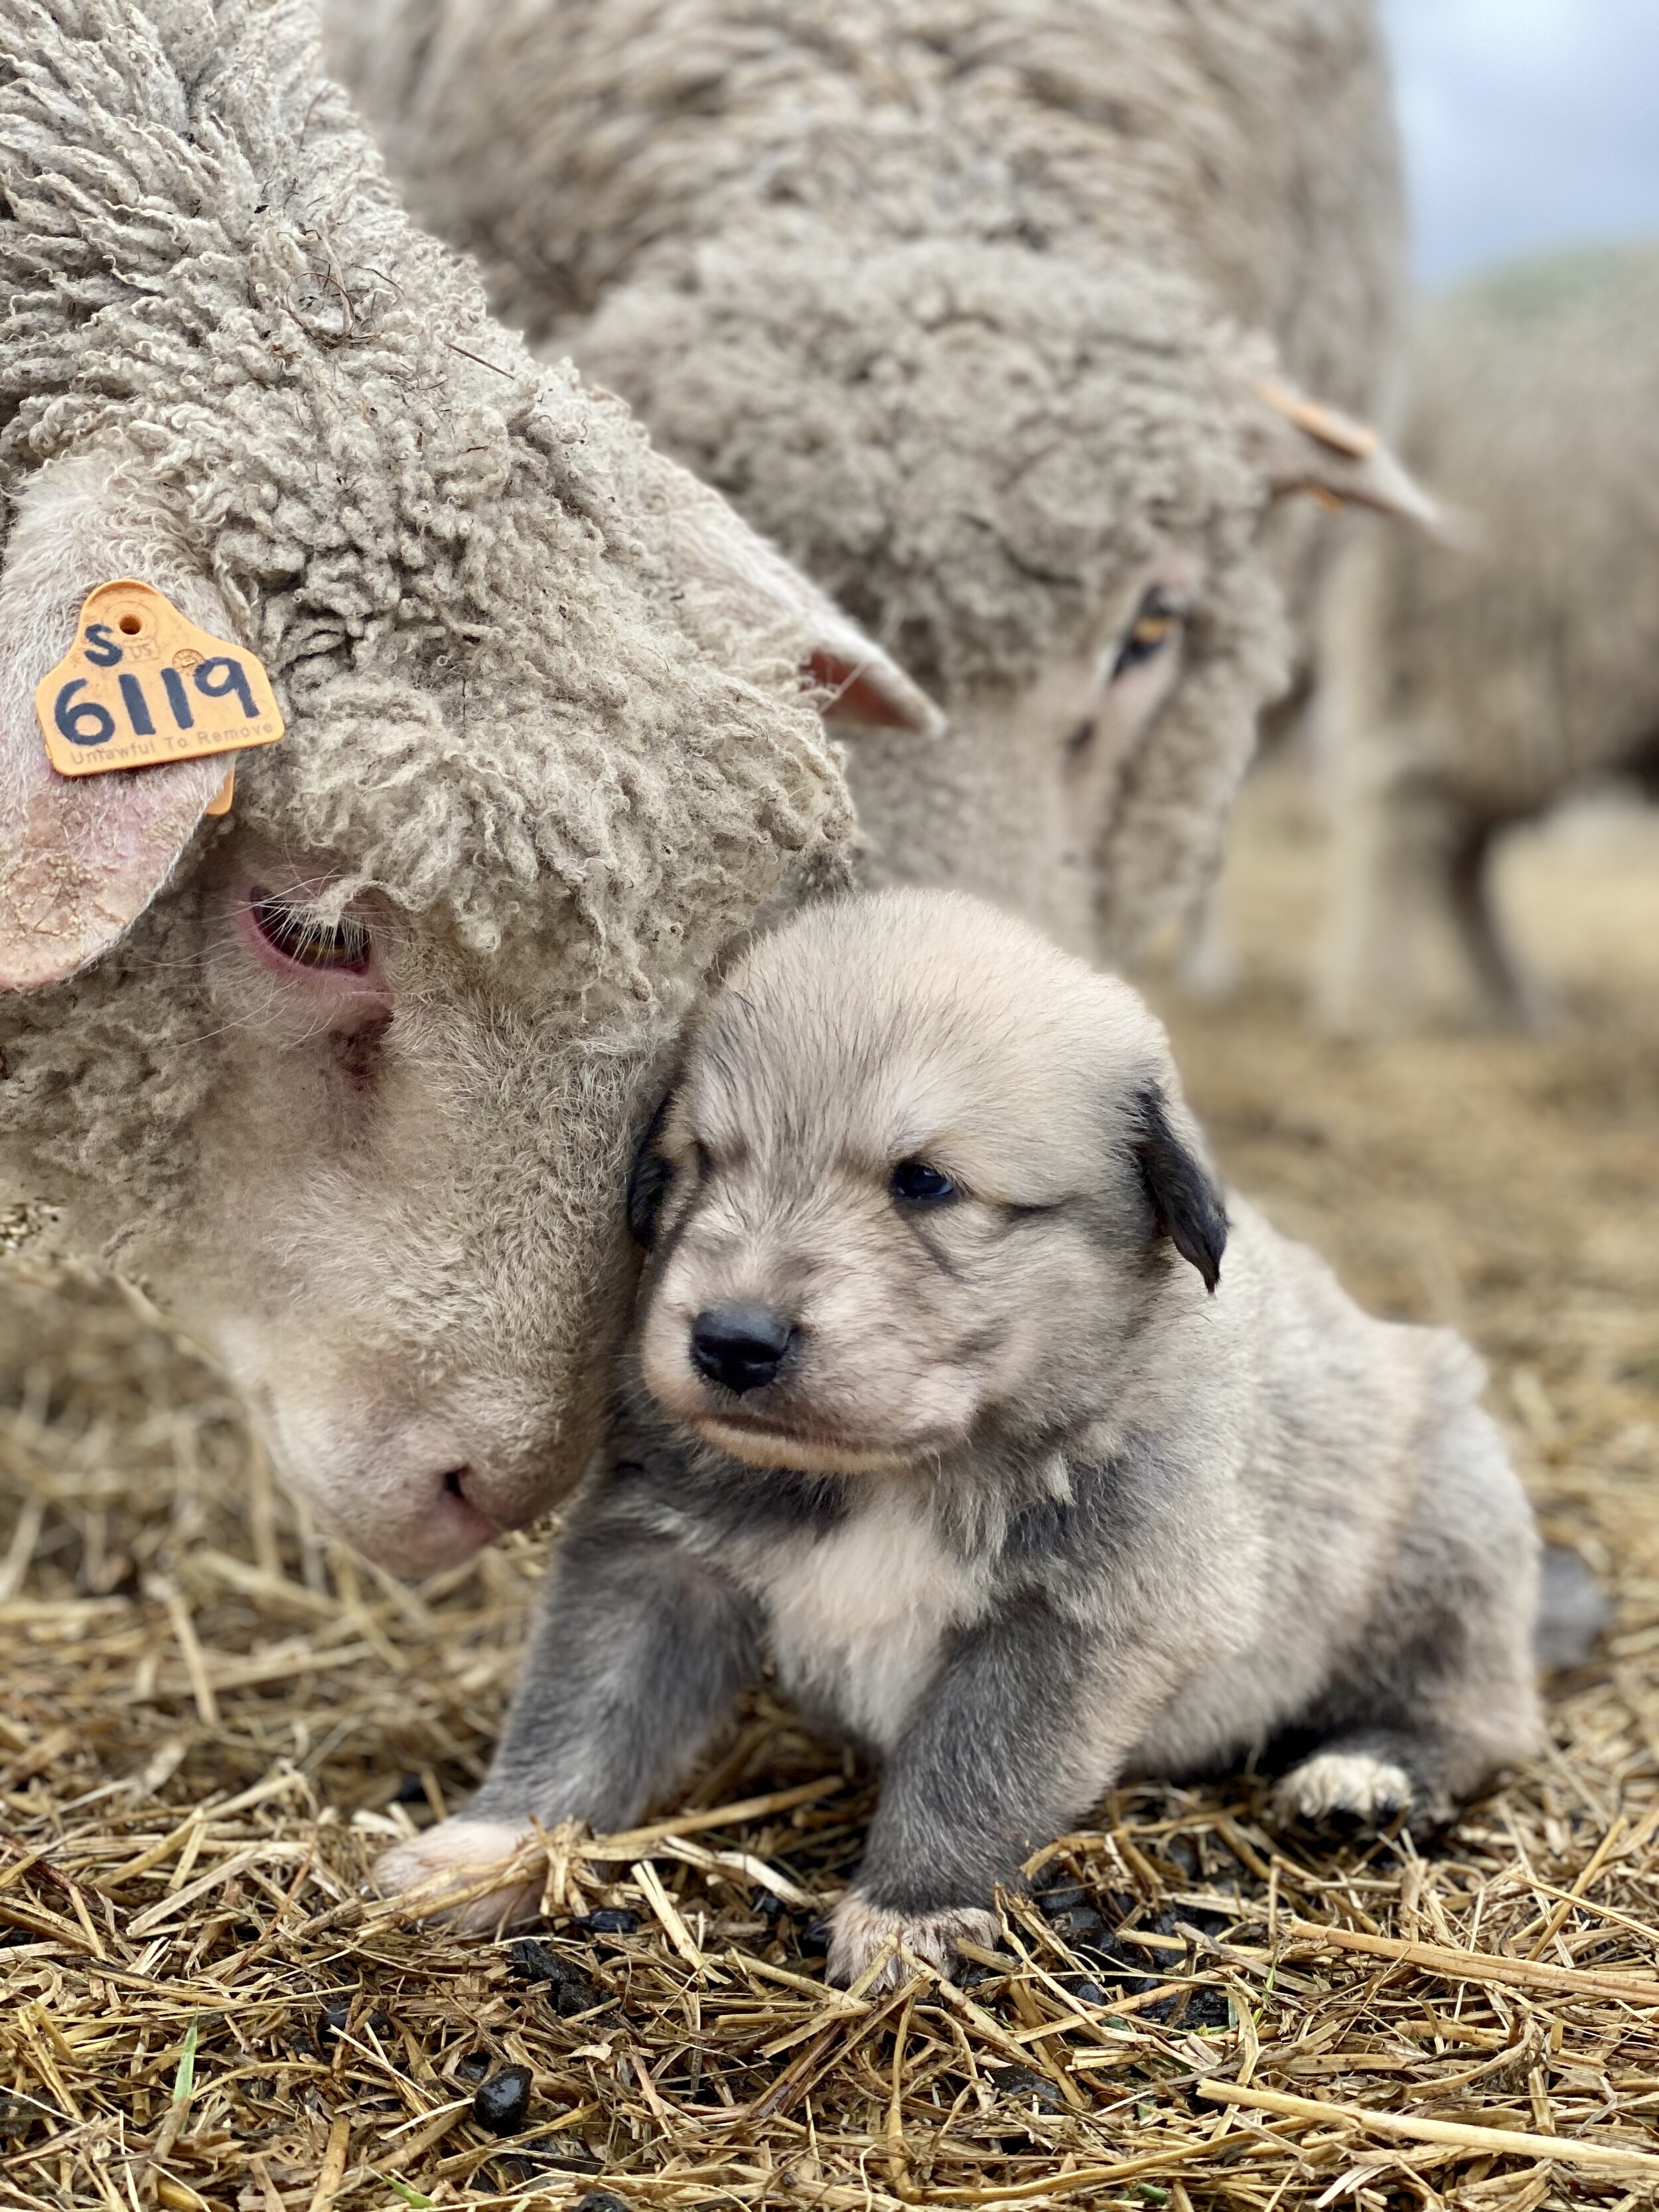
[1,771,1656,2211]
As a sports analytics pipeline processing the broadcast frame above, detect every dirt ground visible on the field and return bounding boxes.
[1,770,1656,2212]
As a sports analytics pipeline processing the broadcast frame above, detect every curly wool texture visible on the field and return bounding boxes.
[585,247,1262,698]
[0,0,851,1205]
[575,244,1290,949]
[1332,243,1659,816]
[335,0,1402,413]
[331,0,1404,955]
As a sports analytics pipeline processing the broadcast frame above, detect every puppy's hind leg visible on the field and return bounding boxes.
[1273,1384,1542,1842]
[1274,1728,1444,1833]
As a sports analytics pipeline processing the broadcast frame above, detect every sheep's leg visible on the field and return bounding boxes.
[1322,767,1528,1033]
[1173,875,1238,1001]
[375,1518,760,1927]
[1445,814,1538,1025]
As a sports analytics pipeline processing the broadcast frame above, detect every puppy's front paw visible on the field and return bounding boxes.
[373,1817,545,1930]
[1274,1749,1413,1828]
[827,1891,1000,1990]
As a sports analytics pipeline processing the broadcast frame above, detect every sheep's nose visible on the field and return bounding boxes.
[689,1304,796,1395]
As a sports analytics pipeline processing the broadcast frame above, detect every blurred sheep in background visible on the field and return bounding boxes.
[327,0,1437,965]
[1320,242,1659,1033]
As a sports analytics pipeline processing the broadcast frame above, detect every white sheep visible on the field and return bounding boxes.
[1321,242,1659,1033]
[0,0,936,1576]
[329,0,1439,962]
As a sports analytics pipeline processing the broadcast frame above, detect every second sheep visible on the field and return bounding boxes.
[329,0,1439,963]
[1321,243,1659,1033]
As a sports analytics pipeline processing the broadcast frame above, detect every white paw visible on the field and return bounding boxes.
[827,1892,1000,1990]
[373,1818,545,1929]
[1275,1750,1413,1827]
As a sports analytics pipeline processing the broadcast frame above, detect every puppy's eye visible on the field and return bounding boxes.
[891,1159,958,1205]
[1109,587,1183,681]
[250,889,372,973]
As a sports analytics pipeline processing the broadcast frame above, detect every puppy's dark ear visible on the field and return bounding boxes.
[1133,1086,1226,1293]
[627,1094,674,1250]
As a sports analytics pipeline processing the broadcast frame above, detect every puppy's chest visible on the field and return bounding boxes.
[735,1497,994,1754]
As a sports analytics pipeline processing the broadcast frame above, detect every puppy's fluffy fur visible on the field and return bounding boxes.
[380,891,1546,1982]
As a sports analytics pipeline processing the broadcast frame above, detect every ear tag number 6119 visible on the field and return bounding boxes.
[35,581,285,800]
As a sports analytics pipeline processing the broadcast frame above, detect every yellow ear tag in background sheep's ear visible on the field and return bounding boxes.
[35,580,284,782]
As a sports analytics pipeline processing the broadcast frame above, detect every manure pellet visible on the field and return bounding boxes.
[509,1935,571,1982]
[1036,1885,1088,1916]
[1184,1986,1233,2029]
[317,2000,391,2045]
[509,1935,603,2010]
[1184,1904,1234,1937]
[579,1907,638,1935]
[473,2063,533,2135]
[1050,1904,1107,1947]
[989,2065,1064,2112]
[573,2191,634,2212]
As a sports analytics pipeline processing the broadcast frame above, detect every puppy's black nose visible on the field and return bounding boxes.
[689,1304,796,1395]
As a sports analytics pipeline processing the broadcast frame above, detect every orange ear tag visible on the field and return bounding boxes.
[35,581,284,790]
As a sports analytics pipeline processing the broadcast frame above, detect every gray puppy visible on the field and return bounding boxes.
[378,890,1547,1984]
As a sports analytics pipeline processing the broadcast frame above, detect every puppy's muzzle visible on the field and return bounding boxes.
[689,1303,797,1396]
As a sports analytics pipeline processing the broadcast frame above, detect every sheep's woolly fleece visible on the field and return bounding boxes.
[581,248,1290,954]
[343,0,1402,423]
[332,0,1404,955]
[0,0,852,1195]
[1336,242,1659,815]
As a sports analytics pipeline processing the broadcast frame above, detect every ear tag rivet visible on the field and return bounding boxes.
[35,581,285,793]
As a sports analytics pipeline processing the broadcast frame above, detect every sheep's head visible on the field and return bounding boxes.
[0,436,934,1568]
[0,0,935,1574]
[577,240,1440,962]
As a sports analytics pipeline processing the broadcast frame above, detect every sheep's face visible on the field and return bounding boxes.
[579,239,1435,965]
[18,836,658,1577]
[0,382,922,1573]
[841,550,1205,960]
[186,851,604,1574]
[631,890,1225,1477]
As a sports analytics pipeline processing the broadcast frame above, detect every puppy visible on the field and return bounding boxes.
[378,889,1545,1984]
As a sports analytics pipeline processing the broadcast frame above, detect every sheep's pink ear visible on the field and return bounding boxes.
[631,438,944,734]
[1255,380,1459,542]
[0,457,234,993]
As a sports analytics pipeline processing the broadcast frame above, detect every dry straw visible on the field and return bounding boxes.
[2,791,1656,2212]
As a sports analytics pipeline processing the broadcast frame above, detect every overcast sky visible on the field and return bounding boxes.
[1382,0,1659,289]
